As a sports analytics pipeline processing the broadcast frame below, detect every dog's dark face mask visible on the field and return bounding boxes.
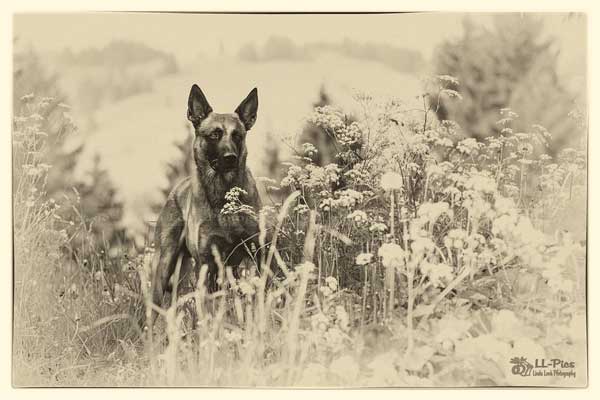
[187,85,258,183]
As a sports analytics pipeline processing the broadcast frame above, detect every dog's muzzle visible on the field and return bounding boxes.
[222,153,238,170]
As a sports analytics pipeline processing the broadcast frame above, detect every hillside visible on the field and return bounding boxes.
[66,54,422,234]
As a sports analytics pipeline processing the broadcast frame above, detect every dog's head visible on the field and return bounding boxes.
[187,84,258,182]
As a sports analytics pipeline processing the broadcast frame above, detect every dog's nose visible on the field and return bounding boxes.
[223,153,238,166]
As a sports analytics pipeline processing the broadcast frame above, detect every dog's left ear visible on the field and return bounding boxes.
[235,88,258,131]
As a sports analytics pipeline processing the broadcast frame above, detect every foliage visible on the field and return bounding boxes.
[13,46,127,254]
[13,76,587,387]
[433,15,581,153]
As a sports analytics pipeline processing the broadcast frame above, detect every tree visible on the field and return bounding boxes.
[13,42,126,255]
[151,124,194,215]
[433,15,579,153]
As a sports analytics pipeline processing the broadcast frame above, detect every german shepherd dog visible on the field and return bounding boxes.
[151,84,261,313]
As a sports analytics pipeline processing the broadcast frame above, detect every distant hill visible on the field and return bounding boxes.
[74,53,422,235]
[44,40,179,131]
[59,40,178,71]
[238,36,425,75]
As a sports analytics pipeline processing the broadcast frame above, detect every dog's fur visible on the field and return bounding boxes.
[151,85,261,309]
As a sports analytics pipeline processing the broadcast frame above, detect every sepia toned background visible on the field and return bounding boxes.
[14,13,587,238]
[12,12,588,387]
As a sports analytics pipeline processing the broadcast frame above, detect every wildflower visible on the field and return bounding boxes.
[442,88,463,100]
[293,203,310,215]
[426,164,444,176]
[380,172,403,191]
[437,75,460,86]
[239,281,255,296]
[417,202,451,222]
[302,142,318,158]
[433,314,473,343]
[518,142,534,156]
[311,312,329,333]
[319,286,333,297]
[457,138,482,155]
[443,229,467,249]
[369,222,387,233]
[411,237,435,256]
[355,253,373,266]
[464,173,497,193]
[378,243,406,268]
[325,276,338,291]
[296,261,315,275]
[420,262,453,287]
[347,210,368,225]
[336,189,364,208]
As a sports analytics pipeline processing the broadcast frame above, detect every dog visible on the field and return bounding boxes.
[151,84,262,313]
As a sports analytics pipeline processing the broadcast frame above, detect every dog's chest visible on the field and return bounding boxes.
[216,212,255,238]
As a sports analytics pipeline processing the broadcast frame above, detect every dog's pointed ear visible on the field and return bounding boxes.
[235,88,258,131]
[187,84,213,127]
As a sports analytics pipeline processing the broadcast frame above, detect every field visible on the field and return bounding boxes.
[12,73,587,387]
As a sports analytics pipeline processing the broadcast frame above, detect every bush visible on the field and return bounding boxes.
[433,15,581,154]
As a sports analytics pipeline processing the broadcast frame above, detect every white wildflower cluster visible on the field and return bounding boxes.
[517,142,534,157]
[310,303,352,356]
[437,74,460,86]
[443,229,467,250]
[336,121,362,146]
[456,138,482,155]
[280,162,341,189]
[426,164,445,177]
[355,253,373,266]
[302,142,318,158]
[319,189,364,212]
[369,221,388,234]
[238,280,255,296]
[344,163,373,186]
[380,171,403,191]
[417,202,451,223]
[221,187,256,218]
[320,276,339,297]
[463,171,497,194]
[307,106,362,147]
[296,261,316,276]
[411,237,436,257]
[378,243,406,269]
[280,164,304,188]
[293,203,310,215]
[224,187,247,202]
[420,261,454,288]
[347,210,369,225]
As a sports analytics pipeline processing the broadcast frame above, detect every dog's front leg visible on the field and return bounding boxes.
[151,199,186,322]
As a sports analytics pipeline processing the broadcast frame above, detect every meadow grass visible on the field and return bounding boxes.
[12,85,587,387]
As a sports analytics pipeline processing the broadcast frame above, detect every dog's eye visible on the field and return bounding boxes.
[208,129,222,140]
[232,131,243,142]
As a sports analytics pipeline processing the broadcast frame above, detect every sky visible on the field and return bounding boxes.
[14,12,478,63]
[14,12,587,75]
